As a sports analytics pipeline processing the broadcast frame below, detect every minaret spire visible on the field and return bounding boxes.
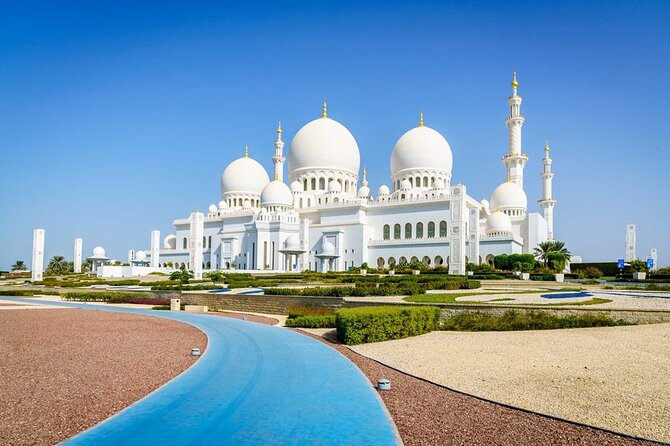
[502,71,528,188]
[361,166,368,186]
[273,121,286,182]
[538,140,557,240]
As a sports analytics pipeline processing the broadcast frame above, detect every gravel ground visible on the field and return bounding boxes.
[298,330,661,446]
[350,324,670,443]
[0,309,207,446]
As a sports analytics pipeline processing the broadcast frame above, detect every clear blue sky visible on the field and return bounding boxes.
[1,0,668,269]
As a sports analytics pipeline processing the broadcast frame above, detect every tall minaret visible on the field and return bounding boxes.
[503,71,528,188]
[538,141,557,240]
[272,122,285,181]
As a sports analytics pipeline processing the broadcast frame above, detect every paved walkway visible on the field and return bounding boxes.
[3,297,400,446]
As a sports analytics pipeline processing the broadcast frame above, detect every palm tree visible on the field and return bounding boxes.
[11,260,27,271]
[534,241,571,267]
[46,256,69,276]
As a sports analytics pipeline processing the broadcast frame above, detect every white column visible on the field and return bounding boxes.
[31,229,45,282]
[127,249,135,263]
[73,238,83,273]
[190,212,204,279]
[625,224,636,262]
[503,72,528,188]
[273,122,285,182]
[449,186,467,275]
[150,230,160,268]
[650,249,658,270]
[539,142,557,241]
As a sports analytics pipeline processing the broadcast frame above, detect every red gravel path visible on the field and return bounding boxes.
[0,309,207,445]
[298,330,661,446]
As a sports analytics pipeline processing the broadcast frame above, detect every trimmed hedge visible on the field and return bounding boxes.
[0,290,60,296]
[336,306,441,345]
[60,291,150,303]
[285,315,337,328]
[441,310,630,331]
[571,262,620,277]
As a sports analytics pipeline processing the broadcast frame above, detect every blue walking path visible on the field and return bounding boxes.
[3,297,400,445]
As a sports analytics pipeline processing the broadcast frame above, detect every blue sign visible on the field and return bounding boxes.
[618,259,625,269]
[647,258,654,269]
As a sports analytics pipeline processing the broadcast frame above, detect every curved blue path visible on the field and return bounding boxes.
[3,297,400,445]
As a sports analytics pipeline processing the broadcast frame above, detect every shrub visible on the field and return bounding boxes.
[336,306,441,345]
[0,290,60,296]
[580,266,603,279]
[441,310,630,331]
[60,291,150,302]
[285,315,337,328]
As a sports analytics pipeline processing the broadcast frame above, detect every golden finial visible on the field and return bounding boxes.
[277,121,282,135]
[244,145,249,157]
[506,172,511,182]
[419,111,424,127]
[512,71,519,89]
[322,98,327,118]
[544,140,550,153]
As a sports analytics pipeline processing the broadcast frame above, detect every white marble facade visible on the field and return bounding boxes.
[147,74,556,275]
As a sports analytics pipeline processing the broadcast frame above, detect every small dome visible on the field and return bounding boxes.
[400,179,412,190]
[378,185,390,196]
[92,246,106,257]
[261,180,293,207]
[284,235,301,250]
[433,178,445,190]
[391,125,453,177]
[288,116,360,176]
[134,250,147,261]
[290,180,303,192]
[357,185,370,198]
[321,240,336,254]
[218,200,228,210]
[163,234,177,249]
[490,181,527,211]
[328,180,342,192]
[486,211,512,234]
[208,204,217,214]
[221,154,270,196]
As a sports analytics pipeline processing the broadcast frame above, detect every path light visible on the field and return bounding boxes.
[377,379,391,391]
[191,348,201,357]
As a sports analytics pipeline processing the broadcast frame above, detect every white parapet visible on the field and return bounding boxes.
[73,238,83,273]
[32,229,45,282]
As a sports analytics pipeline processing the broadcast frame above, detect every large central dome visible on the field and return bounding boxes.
[288,117,360,176]
[391,125,453,177]
[220,154,270,196]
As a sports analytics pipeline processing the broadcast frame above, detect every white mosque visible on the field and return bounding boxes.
[145,73,557,277]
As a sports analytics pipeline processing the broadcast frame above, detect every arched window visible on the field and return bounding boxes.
[405,223,412,239]
[383,224,390,240]
[311,178,316,190]
[439,221,447,237]
[409,177,413,187]
[206,261,211,269]
[208,236,212,249]
[344,181,349,192]
[202,236,206,248]
[410,256,418,263]
[427,222,435,238]
[299,198,303,208]
[303,179,308,191]
[423,177,428,187]
[422,256,431,266]
[388,257,396,268]
[182,238,188,249]
[434,256,443,266]
[377,257,385,268]
[416,176,421,187]
[393,224,401,239]
[486,254,495,266]
[416,222,424,238]
[319,178,325,190]
[333,197,339,204]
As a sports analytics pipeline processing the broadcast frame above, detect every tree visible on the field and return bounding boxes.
[547,253,567,273]
[534,241,571,267]
[46,256,69,275]
[629,259,648,273]
[11,260,27,271]
[209,270,225,286]
[169,269,194,289]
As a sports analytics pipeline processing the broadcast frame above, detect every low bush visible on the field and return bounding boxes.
[336,306,441,345]
[0,289,60,296]
[287,306,335,318]
[60,291,150,302]
[440,310,630,331]
[285,315,337,328]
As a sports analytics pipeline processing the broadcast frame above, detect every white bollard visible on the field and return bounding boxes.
[170,298,181,311]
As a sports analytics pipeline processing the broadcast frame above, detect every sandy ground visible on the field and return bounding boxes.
[350,323,670,443]
[0,308,207,445]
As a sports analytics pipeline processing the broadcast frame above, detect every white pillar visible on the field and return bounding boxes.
[31,229,45,282]
[650,249,658,270]
[273,122,285,182]
[449,186,467,275]
[539,142,557,241]
[503,72,528,189]
[189,212,204,279]
[150,230,160,268]
[73,238,83,273]
[127,249,135,263]
[625,224,636,262]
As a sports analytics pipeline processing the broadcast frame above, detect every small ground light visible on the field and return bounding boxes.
[377,379,391,391]
[190,348,201,357]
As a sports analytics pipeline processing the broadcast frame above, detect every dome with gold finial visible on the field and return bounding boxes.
[288,100,361,181]
[220,146,270,198]
[390,112,453,184]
